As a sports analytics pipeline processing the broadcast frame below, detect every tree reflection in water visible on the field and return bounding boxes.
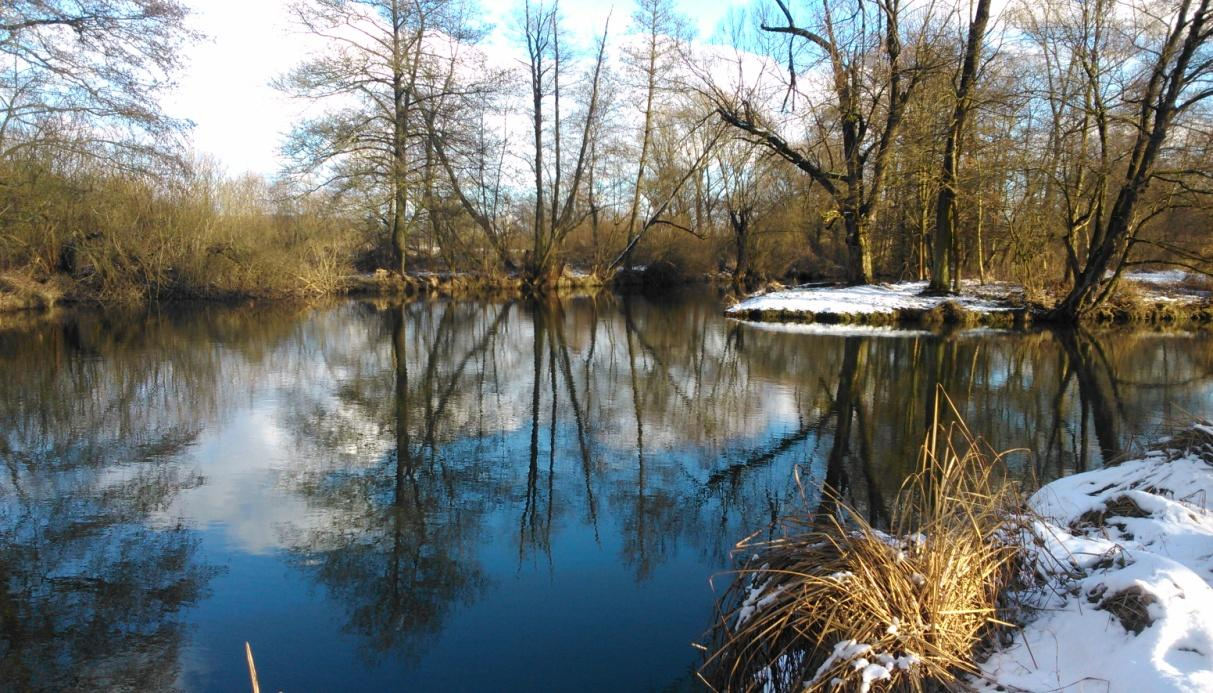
[0,298,1209,688]
[0,310,283,690]
[275,302,511,661]
[272,296,1213,671]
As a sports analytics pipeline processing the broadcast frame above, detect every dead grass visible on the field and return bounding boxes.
[0,271,68,312]
[699,398,1025,692]
[1159,424,1213,462]
[1097,586,1157,635]
[1073,495,1151,530]
[1079,279,1213,326]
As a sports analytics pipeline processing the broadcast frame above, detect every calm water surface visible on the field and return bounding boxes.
[1,292,1211,691]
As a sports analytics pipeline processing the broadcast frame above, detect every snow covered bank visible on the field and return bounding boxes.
[977,424,1213,692]
[727,275,1213,328]
[729,320,933,338]
[702,422,1213,692]
[725,281,1030,327]
[1124,270,1213,304]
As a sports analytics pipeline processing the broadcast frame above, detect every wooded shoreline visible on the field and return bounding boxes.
[4,0,1213,330]
[5,267,1212,331]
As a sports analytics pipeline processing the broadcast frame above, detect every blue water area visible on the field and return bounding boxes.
[1,293,1210,690]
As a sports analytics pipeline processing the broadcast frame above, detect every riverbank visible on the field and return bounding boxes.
[702,421,1213,692]
[9,266,1211,334]
[0,268,596,311]
[726,273,1213,329]
[975,423,1213,691]
[0,272,72,312]
[0,263,731,314]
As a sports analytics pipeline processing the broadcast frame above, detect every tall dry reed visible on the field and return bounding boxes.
[700,395,1024,692]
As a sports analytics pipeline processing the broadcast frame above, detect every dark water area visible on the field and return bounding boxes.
[1,292,1211,691]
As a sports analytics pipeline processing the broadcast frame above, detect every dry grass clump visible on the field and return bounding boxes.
[0,271,66,311]
[1093,585,1157,635]
[700,407,1024,692]
[1158,423,1213,462]
[1073,495,1151,530]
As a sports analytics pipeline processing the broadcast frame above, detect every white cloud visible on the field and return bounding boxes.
[166,0,736,176]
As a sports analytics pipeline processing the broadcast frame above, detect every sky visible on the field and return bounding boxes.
[166,0,739,177]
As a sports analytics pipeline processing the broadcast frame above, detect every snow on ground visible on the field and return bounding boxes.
[1125,270,1212,304]
[726,281,1020,317]
[976,425,1213,693]
[729,320,1033,339]
[1127,270,1194,287]
[730,320,933,338]
[727,272,1212,321]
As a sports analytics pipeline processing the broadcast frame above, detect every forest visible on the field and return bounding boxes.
[2,0,1212,321]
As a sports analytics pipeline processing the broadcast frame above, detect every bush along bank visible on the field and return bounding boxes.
[699,411,1213,692]
[0,263,729,313]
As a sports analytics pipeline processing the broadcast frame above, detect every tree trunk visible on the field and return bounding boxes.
[843,211,873,285]
[929,0,991,294]
[526,3,547,283]
[730,208,751,287]
[931,182,956,292]
[391,83,409,274]
[975,193,986,283]
[623,29,659,271]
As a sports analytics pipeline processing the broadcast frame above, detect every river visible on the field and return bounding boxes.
[1,291,1210,691]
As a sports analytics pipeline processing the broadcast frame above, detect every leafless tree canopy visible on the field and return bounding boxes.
[0,0,195,164]
[1,0,1211,314]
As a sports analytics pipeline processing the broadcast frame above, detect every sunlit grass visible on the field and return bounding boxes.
[701,394,1025,692]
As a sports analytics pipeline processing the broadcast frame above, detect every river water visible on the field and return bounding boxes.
[1,292,1210,691]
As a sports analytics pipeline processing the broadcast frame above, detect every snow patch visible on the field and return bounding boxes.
[804,640,920,693]
[1124,270,1212,304]
[977,428,1213,692]
[1126,270,1195,287]
[727,281,1019,317]
[727,320,933,337]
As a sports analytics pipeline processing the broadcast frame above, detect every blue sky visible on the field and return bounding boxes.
[168,0,742,176]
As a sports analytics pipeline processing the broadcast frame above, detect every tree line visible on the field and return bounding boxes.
[1,0,1211,318]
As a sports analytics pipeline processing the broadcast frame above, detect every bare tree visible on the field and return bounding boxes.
[277,0,484,274]
[519,1,610,285]
[708,0,934,285]
[0,0,195,162]
[928,0,993,293]
[1038,0,1213,319]
[713,137,775,289]
[425,2,611,285]
[618,0,690,269]
[605,105,725,272]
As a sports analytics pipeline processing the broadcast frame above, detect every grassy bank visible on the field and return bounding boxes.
[0,265,722,313]
[0,153,364,305]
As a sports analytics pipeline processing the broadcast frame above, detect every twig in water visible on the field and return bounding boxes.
[245,641,260,693]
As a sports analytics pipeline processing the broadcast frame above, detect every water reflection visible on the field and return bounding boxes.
[0,297,1209,690]
[0,309,297,689]
[275,302,508,661]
